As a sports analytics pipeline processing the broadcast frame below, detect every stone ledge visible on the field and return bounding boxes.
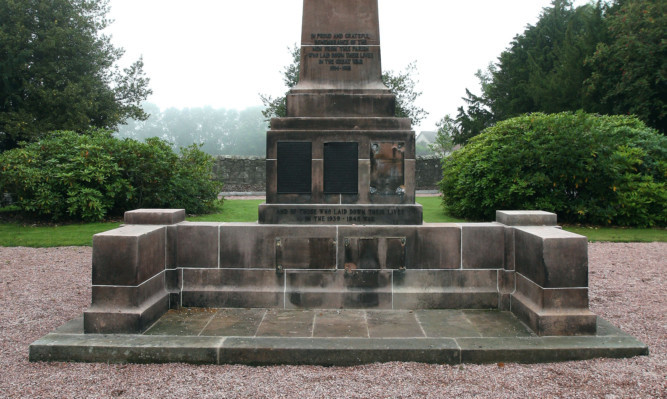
[496,210,557,226]
[124,209,185,225]
[84,291,169,334]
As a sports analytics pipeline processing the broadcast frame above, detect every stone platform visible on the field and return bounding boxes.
[30,309,648,366]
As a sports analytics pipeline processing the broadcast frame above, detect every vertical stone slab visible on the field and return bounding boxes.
[460,223,505,269]
[177,223,220,268]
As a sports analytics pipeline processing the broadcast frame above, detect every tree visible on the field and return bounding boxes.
[0,0,152,151]
[585,0,666,132]
[260,46,428,125]
[429,115,456,157]
[259,44,300,122]
[382,61,428,125]
[454,0,613,143]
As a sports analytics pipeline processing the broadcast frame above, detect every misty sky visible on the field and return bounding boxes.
[106,0,590,131]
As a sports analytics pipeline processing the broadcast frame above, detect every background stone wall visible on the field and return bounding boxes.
[214,156,443,192]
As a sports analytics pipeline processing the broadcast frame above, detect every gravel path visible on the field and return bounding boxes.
[0,243,665,398]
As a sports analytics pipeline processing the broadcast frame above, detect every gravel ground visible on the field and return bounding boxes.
[0,243,665,398]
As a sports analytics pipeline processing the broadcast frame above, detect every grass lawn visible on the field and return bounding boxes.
[0,221,122,247]
[1,198,664,247]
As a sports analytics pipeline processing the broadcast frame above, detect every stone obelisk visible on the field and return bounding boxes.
[259,0,422,225]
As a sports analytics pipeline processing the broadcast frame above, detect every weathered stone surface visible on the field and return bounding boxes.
[92,225,166,286]
[84,291,169,334]
[515,273,589,310]
[285,270,392,309]
[413,224,461,269]
[91,272,165,308]
[496,210,557,226]
[393,270,499,309]
[220,337,459,366]
[181,269,284,308]
[30,334,222,364]
[124,209,185,225]
[219,224,337,269]
[511,292,596,336]
[293,0,385,93]
[461,223,505,269]
[176,223,220,268]
[514,227,588,288]
[31,311,648,365]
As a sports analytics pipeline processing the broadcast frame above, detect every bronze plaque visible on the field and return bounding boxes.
[277,142,312,194]
[324,142,358,194]
[370,142,405,196]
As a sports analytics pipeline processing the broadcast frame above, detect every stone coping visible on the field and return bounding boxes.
[30,310,647,366]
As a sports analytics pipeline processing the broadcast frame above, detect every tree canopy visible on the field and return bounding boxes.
[0,0,152,151]
[450,0,665,144]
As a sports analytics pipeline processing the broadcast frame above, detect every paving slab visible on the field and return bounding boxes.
[30,309,648,366]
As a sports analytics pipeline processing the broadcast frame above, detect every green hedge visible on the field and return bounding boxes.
[0,130,222,221]
[439,112,666,227]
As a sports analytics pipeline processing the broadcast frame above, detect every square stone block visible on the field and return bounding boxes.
[367,311,424,338]
[177,223,220,268]
[220,224,337,269]
[286,270,392,309]
[515,227,588,288]
[124,209,185,225]
[496,210,557,226]
[92,225,166,286]
[414,224,461,269]
[461,223,505,269]
[313,310,368,338]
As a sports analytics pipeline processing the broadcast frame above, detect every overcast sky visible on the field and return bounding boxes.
[106,0,590,131]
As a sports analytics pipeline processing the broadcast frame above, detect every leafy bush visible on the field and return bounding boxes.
[439,112,666,227]
[0,130,222,221]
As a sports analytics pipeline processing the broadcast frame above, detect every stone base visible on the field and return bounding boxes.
[84,291,169,334]
[511,292,597,336]
[258,203,423,225]
[30,314,648,366]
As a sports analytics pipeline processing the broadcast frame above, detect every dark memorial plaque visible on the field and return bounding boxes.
[278,142,312,194]
[324,142,358,194]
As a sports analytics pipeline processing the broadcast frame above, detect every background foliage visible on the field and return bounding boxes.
[448,0,665,144]
[0,130,221,221]
[117,104,266,156]
[439,112,666,227]
[0,0,151,152]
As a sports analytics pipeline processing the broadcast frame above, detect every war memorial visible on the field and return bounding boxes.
[30,0,647,365]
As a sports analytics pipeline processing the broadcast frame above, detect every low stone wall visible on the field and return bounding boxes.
[213,155,443,192]
[85,209,595,337]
